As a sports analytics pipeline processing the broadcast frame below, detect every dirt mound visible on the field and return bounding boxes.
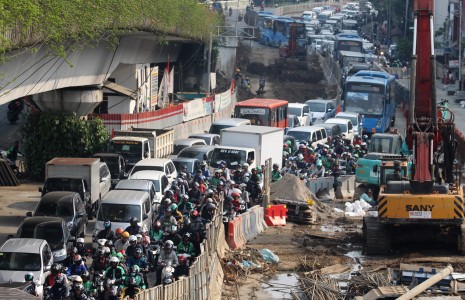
[270,174,332,216]
[247,62,269,75]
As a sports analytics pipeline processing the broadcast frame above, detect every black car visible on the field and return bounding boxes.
[15,216,73,262]
[27,191,87,238]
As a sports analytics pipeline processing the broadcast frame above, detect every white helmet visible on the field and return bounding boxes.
[129,235,137,242]
[109,256,119,263]
[77,238,85,244]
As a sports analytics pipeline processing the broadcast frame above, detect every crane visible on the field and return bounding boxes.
[363,0,464,254]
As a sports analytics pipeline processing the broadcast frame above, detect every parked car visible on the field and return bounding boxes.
[305,99,336,123]
[325,117,355,143]
[172,138,207,157]
[129,158,177,184]
[188,133,220,146]
[288,103,312,126]
[14,217,74,262]
[176,145,216,162]
[26,191,88,238]
[99,162,111,196]
[172,157,201,174]
[93,153,126,188]
[0,238,53,298]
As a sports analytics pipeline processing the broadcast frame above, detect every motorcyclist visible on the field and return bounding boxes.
[124,265,146,289]
[44,263,69,291]
[200,161,211,180]
[258,75,266,92]
[190,210,206,256]
[70,283,89,300]
[125,217,141,235]
[188,182,202,203]
[115,231,130,252]
[271,163,282,182]
[177,233,196,257]
[120,277,141,299]
[80,270,93,294]
[95,220,115,242]
[125,235,142,259]
[104,256,126,283]
[311,161,326,178]
[126,247,149,270]
[149,220,164,244]
[178,194,195,216]
[201,202,216,223]
[170,203,184,225]
[24,273,39,297]
[75,237,88,258]
[67,255,88,276]
[156,240,179,286]
[47,274,70,300]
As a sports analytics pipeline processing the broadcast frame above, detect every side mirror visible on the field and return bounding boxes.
[144,151,149,158]
[143,214,149,220]
[327,108,332,112]
[38,187,43,193]
[373,165,378,173]
[44,265,51,272]
[304,113,309,116]
[26,212,33,217]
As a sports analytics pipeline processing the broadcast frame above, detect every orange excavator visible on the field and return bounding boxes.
[363,0,464,254]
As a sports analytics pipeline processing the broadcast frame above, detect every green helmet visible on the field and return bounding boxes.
[286,140,292,146]
[256,166,262,172]
[116,252,124,260]
[170,203,178,212]
[316,160,323,167]
[25,273,34,281]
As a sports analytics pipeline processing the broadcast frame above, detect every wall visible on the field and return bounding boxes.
[106,63,137,114]
[216,40,238,78]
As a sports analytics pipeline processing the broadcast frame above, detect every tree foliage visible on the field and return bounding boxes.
[20,111,109,179]
[0,0,221,59]
[396,37,413,63]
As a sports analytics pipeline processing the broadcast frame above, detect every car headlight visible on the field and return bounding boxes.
[53,249,66,257]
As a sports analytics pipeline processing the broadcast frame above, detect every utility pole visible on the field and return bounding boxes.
[206,35,213,95]
[458,0,462,91]
[404,0,409,37]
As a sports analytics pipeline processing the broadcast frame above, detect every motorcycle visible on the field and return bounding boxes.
[147,242,161,271]
[161,262,176,286]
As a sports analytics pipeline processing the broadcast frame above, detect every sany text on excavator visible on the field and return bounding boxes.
[363,0,464,254]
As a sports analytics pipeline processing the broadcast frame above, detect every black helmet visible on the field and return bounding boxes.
[134,247,143,256]
[165,190,174,196]
[55,274,65,285]
[51,263,61,273]
[129,217,138,225]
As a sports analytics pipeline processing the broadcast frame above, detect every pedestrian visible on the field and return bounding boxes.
[6,140,20,166]
[360,189,376,206]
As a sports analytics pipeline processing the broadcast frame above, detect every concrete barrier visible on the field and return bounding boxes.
[250,205,267,234]
[306,177,334,195]
[241,211,255,241]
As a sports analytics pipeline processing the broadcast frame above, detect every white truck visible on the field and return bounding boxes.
[214,125,284,170]
[40,157,101,217]
[109,128,174,171]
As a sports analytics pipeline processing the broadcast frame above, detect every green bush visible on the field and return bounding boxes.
[20,111,109,179]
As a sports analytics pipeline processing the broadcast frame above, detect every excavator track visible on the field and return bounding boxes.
[362,216,391,255]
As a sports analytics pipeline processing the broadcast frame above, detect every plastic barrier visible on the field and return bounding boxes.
[241,211,255,242]
[265,204,288,226]
[250,205,267,234]
[227,215,246,249]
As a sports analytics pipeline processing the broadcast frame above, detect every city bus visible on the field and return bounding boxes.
[234,98,289,128]
[333,34,363,61]
[260,16,306,48]
[343,72,395,134]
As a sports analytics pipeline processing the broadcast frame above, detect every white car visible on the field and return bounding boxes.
[324,118,355,143]
[99,162,111,196]
[288,103,312,126]
[335,112,363,136]
[129,170,170,202]
[129,158,177,184]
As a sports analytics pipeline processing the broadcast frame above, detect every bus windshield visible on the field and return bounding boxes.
[338,40,363,53]
[235,107,270,126]
[345,83,384,115]
[210,148,247,169]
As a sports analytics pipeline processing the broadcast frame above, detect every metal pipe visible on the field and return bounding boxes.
[396,265,453,300]
[430,16,434,56]
[460,0,463,90]
[431,56,437,128]
[409,55,417,125]
[413,16,418,55]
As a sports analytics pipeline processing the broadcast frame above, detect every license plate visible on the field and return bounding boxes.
[409,211,432,219]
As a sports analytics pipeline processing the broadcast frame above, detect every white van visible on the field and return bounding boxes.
[325,118,355,143]
[0,238,53,298]
[288,103,312,126]
[96,190,154,233]
[208,118,251,135]
[312,7,324,15]
[129,158,177,184]
[286,126,328,148]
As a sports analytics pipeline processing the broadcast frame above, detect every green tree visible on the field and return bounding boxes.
[20,111,109,179]
[396,37,413,62]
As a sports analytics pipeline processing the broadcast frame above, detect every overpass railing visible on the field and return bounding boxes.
[274,1,345,16]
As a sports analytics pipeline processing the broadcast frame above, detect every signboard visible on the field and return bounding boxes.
[214,90,232,112]
[150,66,159,108]
[239,108,266,115]
[210,72,217,90]
[183,98,206,121]
[449,60,459,69]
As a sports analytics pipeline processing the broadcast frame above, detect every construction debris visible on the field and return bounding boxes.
[346,270,393,297]
[298,273,343,300]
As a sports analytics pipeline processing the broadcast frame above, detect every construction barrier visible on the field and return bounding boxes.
[249,205,267,237]
[241,211,254,242]
[226,215,246,249]
[264,204,287,226]
[306,177,334,195]
[273,199,317,225]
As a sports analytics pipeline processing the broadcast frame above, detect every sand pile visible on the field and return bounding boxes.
[270,174,332,215]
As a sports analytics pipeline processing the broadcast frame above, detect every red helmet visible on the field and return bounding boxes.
[231,192,241,198]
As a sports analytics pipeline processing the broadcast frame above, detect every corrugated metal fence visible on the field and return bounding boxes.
[132,199,224,300]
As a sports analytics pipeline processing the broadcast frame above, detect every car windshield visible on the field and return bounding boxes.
[35,200,73,217]
[98,203,141,223]
[177,150,204,160]
[288,107,302,116]
[336,115,358,126]
[327,122,347,132]
[108,141,142,159]
[43,178,84,194]
[19,223,64,248]
[209,124,231,135]
[307,102,325,112]
[189,136,209,144]
[173,161,193,173]
[131,165,163,174]
[0,252,41,271]
[210,148,246,169]
[286,131,310,142]
[173,145,189,155]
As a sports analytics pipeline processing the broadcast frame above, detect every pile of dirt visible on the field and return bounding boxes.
[270,174,332,216]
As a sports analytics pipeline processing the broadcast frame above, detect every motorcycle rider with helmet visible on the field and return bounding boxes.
[24,273,39,297]
[67,255,88,276]
[104,256,126,283]
[95,220,115,242]
[125,217,140,235]
[46,274,70,300]
[155,240,179,286]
